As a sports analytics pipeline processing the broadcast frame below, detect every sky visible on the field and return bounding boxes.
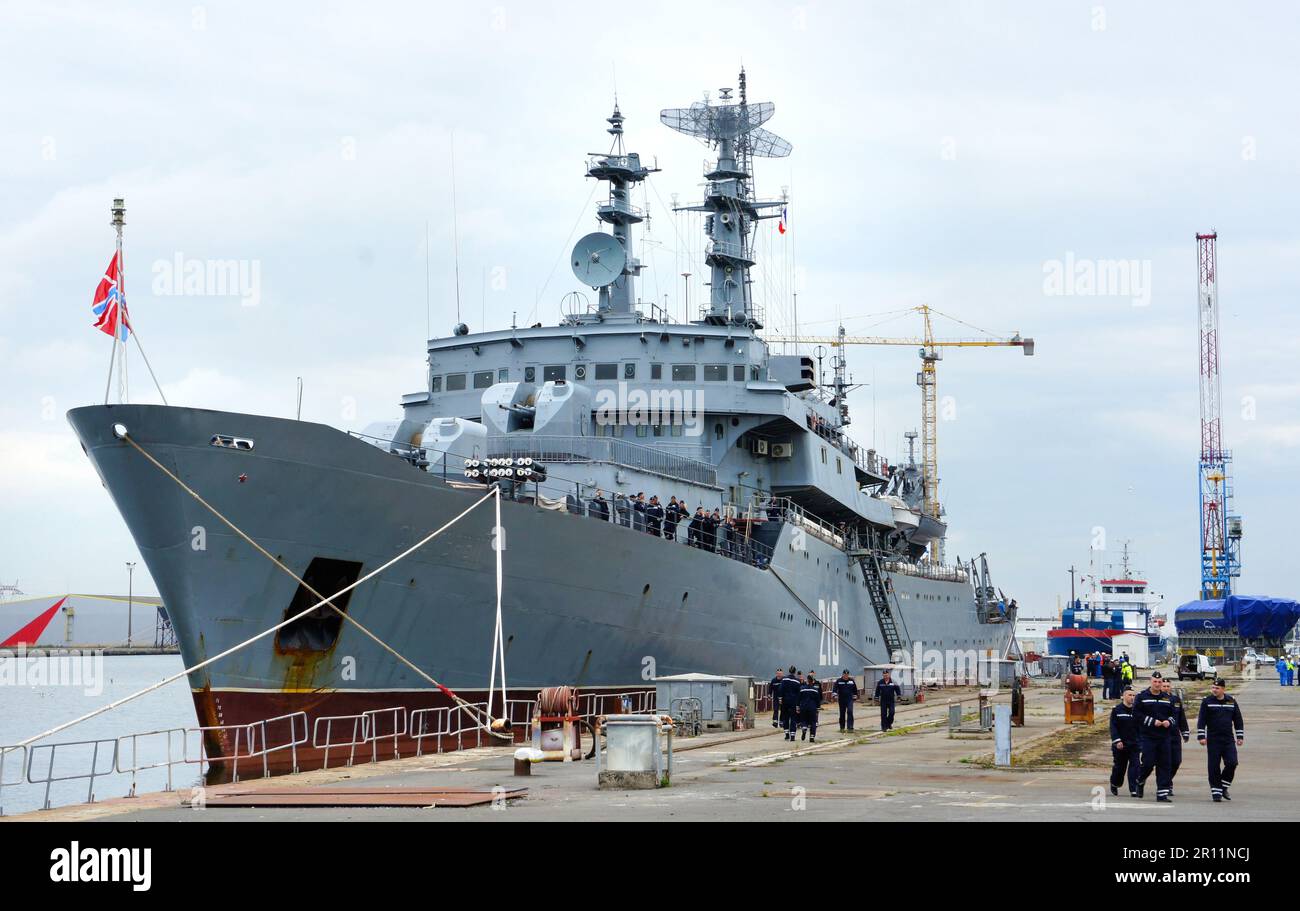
[1,1,1297,618]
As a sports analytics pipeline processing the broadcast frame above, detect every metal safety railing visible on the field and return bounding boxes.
[25,737,119,811]
[116,711,309,788]
[312,707,407,770]
[1,711,311,815]
[750,495,847,550]
[0,745,25,816]
[576,689,657,719]
[409,702,492,755]
[0,688,666,816]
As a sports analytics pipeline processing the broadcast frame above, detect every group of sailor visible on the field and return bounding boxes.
[1109,672,1245,803]
[767,667,903,742]
[586,489,754,559]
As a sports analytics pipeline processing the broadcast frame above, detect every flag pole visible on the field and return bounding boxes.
[101,198,125,405]
[112,198,128,403]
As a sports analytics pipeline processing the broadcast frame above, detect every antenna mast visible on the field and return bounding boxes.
[661,69,791,328]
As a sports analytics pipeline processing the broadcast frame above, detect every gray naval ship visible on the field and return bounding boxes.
[69,72,1015,762]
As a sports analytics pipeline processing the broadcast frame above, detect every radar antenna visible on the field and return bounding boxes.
[660,69,791,328]
[567,101,659,321]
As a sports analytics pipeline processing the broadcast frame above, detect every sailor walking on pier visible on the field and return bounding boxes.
[769,668,785,728]
[1164,676,1190,797]
[1108,688,1140,796]
[779,666,802,741]
[832,669,859,732]
[1133,671,1177,802]
[1197,678,1245,802]
[798,671,821,741]
[874,669,901,732]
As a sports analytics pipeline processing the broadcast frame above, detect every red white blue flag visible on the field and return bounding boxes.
[91,252,129,341]
[778,206,788,235]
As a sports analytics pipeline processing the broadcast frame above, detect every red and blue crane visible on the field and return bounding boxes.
[1195,232,1242,599]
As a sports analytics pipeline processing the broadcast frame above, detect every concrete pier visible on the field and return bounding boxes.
[7,670,1295,823]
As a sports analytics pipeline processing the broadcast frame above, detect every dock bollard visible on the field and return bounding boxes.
[514,748,541,776]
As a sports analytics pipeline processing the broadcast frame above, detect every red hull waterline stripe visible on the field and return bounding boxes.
[1047,627,1126,638]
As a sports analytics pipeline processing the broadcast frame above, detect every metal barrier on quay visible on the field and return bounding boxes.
[1,711,310,815]
[0,690,660,815]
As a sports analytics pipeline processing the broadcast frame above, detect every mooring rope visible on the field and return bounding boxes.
[767,563,873,667]
[16,432,507,748]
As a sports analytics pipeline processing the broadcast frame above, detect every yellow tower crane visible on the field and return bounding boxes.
[765,305,1034,560]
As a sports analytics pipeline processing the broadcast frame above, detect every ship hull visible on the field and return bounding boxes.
[69,404,1012,767]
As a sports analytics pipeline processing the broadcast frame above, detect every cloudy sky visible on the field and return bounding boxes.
[1,1,1297,618]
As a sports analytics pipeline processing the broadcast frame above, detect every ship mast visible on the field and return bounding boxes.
[583,103,656,317]
[661,69,791,328]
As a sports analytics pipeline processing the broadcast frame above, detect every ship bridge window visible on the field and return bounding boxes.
[672,364,696,381]
[704,365,727,381]
[446,373,467,392]
[733,365,745,381]
[473,371,494,389]
[431,375,442,393]
[498,368,509,383]
[651,363,663,380]
[275,557,363,653]
[595,363,618,380]
[543,365,566,382]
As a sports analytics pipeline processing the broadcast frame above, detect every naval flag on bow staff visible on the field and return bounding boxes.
[91,251,130,341]
[92,198,167,406]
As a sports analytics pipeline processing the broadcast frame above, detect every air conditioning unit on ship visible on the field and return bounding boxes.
[751,438,769,456]
[770,443,793,459]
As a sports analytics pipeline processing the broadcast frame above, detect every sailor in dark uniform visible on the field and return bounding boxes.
[588,489,609,522]
[663,497,682,541]
[798,672,821,741]
[1133,671,1177,801]
[687,507,705,548]
[778,666,802,741]
[1197,678,1245,802]
[1163,675,1190,797]
[645,495,664,537]
[1108,687,1141,796]
[702,509,721,552]
[769,668,785,728]
[832,669,860,732]
[632,492,647,532]
[873,670,901,731]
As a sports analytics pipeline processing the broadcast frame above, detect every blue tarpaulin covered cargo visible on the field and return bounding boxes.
[1175,596,1300,640]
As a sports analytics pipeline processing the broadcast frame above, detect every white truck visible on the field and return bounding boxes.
[1177,653,1217,681]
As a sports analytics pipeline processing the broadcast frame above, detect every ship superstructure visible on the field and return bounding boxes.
[1049,545,1164,657]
